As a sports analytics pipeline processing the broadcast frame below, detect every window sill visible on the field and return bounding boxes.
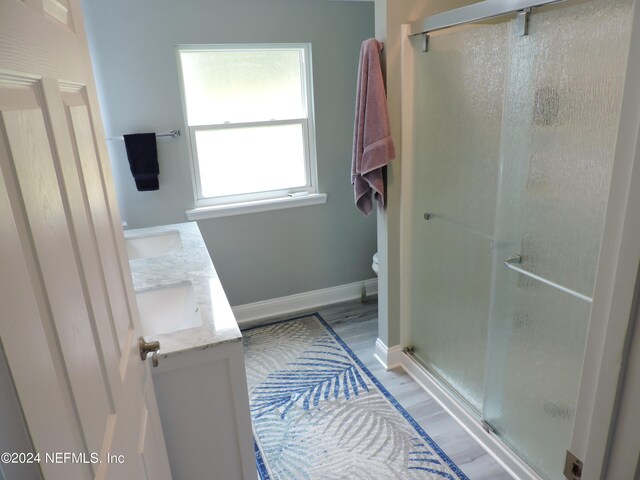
[186,193,328,220]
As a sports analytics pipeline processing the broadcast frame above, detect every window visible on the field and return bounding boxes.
[177,44,324,217]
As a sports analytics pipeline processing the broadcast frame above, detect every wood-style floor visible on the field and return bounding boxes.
[244,298,515,480]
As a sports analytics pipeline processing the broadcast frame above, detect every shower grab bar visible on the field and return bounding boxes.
[411,0,565,36]
[504,254,593,303]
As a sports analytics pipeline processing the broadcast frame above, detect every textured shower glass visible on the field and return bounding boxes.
[179,48,305,125]
[483,0,633,478]
[408,24,507,412]
[408,0,632,477]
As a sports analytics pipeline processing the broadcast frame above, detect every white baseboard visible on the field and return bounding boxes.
[399,353,543,480]
[373,338,403,370]
[233,278,378,326]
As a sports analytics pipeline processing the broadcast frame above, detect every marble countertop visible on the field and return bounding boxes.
[125,222,242,358]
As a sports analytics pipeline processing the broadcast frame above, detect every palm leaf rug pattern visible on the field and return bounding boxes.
[243,314,469,480]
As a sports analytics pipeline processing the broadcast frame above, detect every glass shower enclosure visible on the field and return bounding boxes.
[407,0,633,478]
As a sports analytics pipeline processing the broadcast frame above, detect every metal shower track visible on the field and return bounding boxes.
[411,0,571,50]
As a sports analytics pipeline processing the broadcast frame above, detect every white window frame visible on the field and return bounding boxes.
[176,43,326,219]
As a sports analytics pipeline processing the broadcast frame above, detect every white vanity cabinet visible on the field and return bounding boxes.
[125,222,256,480]
[151,339,255,480]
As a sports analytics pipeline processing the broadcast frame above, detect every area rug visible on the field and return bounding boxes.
[242,313,469,480]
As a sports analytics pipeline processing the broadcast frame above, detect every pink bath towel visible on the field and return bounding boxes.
[352,38,396,216]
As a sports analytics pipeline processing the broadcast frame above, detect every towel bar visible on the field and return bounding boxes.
[107,129,181,141]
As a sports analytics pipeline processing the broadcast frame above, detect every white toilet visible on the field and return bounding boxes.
[372,252,379,276]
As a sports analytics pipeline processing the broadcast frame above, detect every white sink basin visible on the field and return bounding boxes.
[126,230,182,260]
[135,282,202,336]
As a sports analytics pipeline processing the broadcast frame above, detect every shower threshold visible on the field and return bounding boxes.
[400,351,544,480]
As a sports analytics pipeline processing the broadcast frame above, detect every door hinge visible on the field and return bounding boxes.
[564,450,583,480]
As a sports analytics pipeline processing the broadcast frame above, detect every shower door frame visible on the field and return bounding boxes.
[573,0,640,477]
[397,0,640,478]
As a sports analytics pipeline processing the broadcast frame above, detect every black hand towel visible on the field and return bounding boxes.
[123,133,159,191]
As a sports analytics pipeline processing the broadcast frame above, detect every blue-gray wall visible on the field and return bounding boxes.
[82,0,376,306]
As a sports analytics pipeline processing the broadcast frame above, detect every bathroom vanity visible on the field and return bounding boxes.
[125,222,255,480]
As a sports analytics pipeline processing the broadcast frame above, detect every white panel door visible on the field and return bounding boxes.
[0,1,172,478]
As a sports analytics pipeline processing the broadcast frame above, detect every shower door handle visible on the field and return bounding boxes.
[503,255,592,304]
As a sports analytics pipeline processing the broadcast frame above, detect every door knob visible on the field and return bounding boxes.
[139,337,160,367]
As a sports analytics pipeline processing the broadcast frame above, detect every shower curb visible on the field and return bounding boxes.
[400,353,544,480]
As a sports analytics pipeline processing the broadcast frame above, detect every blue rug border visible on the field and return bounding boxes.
[254,438,270,480]
[243,312,470,480]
